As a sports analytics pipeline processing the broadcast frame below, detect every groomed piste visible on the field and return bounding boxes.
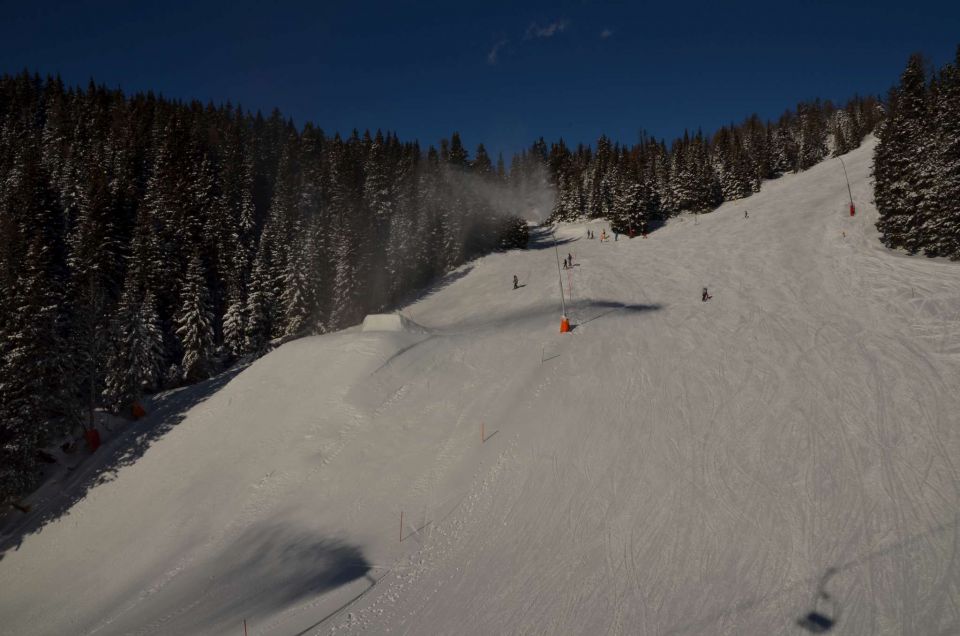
[1,136,959,635]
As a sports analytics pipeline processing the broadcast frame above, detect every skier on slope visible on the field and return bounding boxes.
[744,210,749,219]
[568,253,573,266]
[513,275,519,289]
[702,287,712,302]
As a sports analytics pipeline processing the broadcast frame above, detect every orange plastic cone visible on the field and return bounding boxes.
[560,317,570,333]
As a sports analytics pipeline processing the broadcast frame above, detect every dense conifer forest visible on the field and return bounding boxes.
[0,74,531,499]
[548,96,881,231]
[0,71,882,501]
[874,47,960,257]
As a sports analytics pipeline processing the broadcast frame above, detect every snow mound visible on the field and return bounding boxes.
[361,313,428,333]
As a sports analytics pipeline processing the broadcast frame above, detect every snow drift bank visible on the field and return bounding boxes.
[361,313,429,334]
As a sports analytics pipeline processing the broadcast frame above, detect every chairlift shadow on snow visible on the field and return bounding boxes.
[573,301,664,329]
[430,299,663,336]
[665,517,960,635]
[796,568,840,633]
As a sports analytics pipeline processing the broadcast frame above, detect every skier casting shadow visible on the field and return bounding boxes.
[702,287,712,302]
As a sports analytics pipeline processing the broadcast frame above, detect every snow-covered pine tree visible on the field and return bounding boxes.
[875,54,932,253]
[175,253,216,382]
[930,46,960,258]
[103,282,164,411]
[279,224,311,337]
[244,238,275,354]
[831,109,855,156]
[714,127,753,201]
[222,279,247,358]
[797,100,829,170]
[219,140,256,358]
[584,136,613,218]
[472,143,494,180]
[384,153,418,305]
[437,134,468,270]
[327,133,368,328]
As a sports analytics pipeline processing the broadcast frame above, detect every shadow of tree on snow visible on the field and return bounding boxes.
[0,365,246,559]
[120,523,373,634]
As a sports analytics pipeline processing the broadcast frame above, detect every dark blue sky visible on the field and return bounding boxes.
[1,0,958,158]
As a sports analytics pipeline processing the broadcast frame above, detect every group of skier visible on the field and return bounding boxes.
[513,226,720,303]
[587,228,612,241]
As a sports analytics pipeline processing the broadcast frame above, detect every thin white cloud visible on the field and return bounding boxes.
[487,39,508,64]
[600,28,613,39]
[524,20,569,40]
[490,19,570,64]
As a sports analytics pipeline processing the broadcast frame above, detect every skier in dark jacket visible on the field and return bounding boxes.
[513,275,519,289]
[702,287,712,302]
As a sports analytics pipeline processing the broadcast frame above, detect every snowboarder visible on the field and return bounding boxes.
[702,287,712,302]
[513,275,519,290]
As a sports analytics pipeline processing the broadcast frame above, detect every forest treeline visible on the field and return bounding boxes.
[0,73,530,498]
[548,96,881,231]
[0,71,882,501]
[875,47,960,257]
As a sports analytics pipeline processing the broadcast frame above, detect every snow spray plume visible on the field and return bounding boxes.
[441,162,556,224]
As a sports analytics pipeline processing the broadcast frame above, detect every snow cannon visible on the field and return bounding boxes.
[849,203,855,217]
[560,316,571,333]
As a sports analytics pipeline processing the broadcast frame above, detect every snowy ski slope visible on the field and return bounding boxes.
[1,136,959,635]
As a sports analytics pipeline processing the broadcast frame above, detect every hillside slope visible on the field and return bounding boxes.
[2,137,959,635]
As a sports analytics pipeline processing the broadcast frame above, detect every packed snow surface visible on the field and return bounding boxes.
[2,137,960,634]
